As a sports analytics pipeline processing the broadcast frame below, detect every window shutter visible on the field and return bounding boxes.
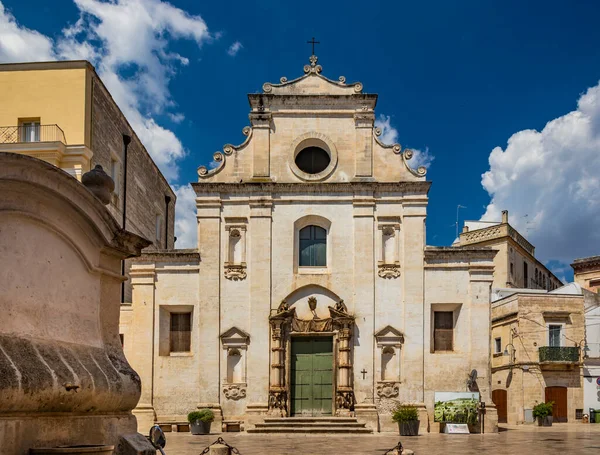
[434,311,454,351]
[170,313,191,352]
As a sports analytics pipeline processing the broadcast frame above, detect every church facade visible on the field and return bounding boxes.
[121,55,498,433]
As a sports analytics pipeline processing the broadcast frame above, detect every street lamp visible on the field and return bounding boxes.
[504,343,516,364]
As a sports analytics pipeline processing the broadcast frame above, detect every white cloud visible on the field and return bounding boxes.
[168,112,185,123]
[0,3,55,62]
[375,114,434,170]
[481,81,600,267]
[0,0,212,244]
[375,114,399,144]
[172,183,197,248]
[227,41,242,57]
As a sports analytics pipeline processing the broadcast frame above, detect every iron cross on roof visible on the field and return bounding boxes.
[307,37,320,55]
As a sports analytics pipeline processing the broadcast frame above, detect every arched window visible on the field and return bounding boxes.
[299,225,326,267]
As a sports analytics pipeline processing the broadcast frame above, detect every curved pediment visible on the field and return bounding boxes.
[262,55,363,96]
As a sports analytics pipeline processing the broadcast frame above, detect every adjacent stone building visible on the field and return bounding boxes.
[121,55,498,433]
[572,255,600,293]
[0,60,176,301]
[490,285,585,425]
[455,211,562,290]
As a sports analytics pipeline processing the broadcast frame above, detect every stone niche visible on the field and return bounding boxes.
[0,154,150,454]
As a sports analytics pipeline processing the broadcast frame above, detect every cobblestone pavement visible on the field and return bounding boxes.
[163,425,600,455]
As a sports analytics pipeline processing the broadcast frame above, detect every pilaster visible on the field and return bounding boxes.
[354,112,374,178]
[352,192,376,423]
[196,196,222,423]
[129,264,157,430]
[249,112,272,179]
[244,195,273,423]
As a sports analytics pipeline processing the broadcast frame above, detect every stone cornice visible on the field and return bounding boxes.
[571,255,600,272]
[424,246,497,261]
[131,249,200,263]
[192,181,431,196]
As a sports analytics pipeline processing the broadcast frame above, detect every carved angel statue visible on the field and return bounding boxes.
[334,299,348,314]
[276,299,289,314]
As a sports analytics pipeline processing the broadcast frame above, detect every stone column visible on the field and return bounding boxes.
[267,317,287,416]
[336,320,354,416]
[129,264,157,431]
[196,195,223,427]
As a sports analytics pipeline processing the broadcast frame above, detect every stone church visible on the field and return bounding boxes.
[121,54,498,433]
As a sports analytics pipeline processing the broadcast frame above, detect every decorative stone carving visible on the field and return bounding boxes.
[268,390,287,416]
[308,296,318,317]
[377,382,400,399]
[224,263,247,281]
[378,264,401,279]
[197,126,252,178]
[82,165,114,205]
[335,390,354,413]
[223,384,247,400]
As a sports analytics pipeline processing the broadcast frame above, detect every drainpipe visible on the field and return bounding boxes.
[120,134,131,303]
[164,195,171,249]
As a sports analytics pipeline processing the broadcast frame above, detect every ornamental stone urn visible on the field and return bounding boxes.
[81,164,115,204]
[0,153,151,454]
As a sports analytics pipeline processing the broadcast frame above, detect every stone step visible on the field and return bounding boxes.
[263,417,358,423]
[248,417,373,434]
[247,426,373,434]
[256,422,367,428]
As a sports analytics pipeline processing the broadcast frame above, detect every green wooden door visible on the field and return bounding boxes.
[291,337,333,416]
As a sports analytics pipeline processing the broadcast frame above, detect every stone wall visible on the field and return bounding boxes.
[90,75,176,301]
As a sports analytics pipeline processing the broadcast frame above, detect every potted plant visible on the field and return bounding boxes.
[533,401,554,426]
[392,404,420,436]
[188,409,214,435]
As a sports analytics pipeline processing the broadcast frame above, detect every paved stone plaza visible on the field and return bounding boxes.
[164,425,600,455]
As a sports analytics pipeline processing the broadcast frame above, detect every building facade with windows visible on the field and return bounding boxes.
[572,255,600,293]
[0,61,176,300]
[120,55,498,433]
[454,211,562,290]
[490,286,585,425]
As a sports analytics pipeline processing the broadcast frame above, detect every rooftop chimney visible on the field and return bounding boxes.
[501,210,508,224]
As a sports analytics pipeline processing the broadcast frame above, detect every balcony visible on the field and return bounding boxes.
[0,124,66,145]
[538,346,579,366]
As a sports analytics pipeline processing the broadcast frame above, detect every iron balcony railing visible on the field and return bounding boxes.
[538,346,579,363]
[0,124,66,145]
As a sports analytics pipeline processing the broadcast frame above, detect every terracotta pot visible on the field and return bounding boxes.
[399,420,420,436]
[30,445,114,455]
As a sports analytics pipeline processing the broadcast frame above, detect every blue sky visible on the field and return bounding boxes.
[2,0,600,281]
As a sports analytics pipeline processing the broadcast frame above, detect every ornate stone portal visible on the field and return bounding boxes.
[268,298,355,417]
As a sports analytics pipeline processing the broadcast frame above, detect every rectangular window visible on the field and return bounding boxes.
[510,262,514,277]
[434,311,454,351]
[548,325,561,347]
[494,337,502,354]
[170,313,191,353]
[119,333,124,348]
[19,120,40,142]
[523,262,528,287]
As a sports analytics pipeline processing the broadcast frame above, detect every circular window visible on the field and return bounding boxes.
[295,146,331,174]
[289,133,338,181]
